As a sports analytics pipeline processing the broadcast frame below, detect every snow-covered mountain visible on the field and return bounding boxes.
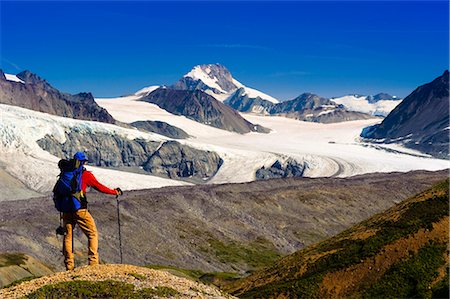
[172,64,280,104]
[269,93,375,123]
[330,94,402,117]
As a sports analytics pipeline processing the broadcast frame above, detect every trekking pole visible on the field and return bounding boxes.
[116,195,123,264]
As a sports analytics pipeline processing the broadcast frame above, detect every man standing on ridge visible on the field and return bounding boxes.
[62,151,123,271]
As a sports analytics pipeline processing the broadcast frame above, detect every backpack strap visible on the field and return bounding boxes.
[72,166,86,200]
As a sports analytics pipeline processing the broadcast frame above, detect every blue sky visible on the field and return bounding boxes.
[1,1,448,100]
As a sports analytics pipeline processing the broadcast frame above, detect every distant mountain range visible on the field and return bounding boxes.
[0,64,401,134]
[137,64,385,124]
[362,70,449,159]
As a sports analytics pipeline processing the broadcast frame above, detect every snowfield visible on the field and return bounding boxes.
[331,95,401,116]
[96,95,449,181]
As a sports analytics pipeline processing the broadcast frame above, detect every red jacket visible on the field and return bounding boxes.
[81,171,117,195]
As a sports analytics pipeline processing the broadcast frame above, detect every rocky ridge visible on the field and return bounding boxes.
[361,70,449,159]
[131,120,189,139]
[0,70,115,123]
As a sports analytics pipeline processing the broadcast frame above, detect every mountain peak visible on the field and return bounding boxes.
[178,63,239,94]
[16,70,47,85]
[293,92,324,102]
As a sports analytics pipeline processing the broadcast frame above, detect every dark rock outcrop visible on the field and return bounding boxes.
[131,120,189,139]
[361,71,449,159]
[141,87,268,134]
[37,130,222,181]
[224,88,274,114]
[0,70,115,123]
[256,159,307,180]
[143,140,223,180]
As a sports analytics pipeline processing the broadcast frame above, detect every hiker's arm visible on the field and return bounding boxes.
[83,171,118,195]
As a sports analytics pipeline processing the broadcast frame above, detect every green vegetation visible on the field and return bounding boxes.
[431,267,449,299]
[364,242,447,299]
[308,179,449,275]
[205,236,280,269]
[240,272,324,299]
[0,253,27,267]
[128,273,146,281]
[235,179,449,298]
[146,264,241,288]
[26,280,179,298]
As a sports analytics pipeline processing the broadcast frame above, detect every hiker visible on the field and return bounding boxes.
[57,152,123,271]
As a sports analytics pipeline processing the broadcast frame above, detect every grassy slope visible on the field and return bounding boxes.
[229,179,449,298]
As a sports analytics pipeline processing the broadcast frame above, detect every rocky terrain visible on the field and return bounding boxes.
[141,87,268,134]
[255,159,307,180]
[0,70,115,124]
[0,264,231,298]
[131,120,189,139]
[0,170,446,276]
[229,178,449,298]
[37,131,222,182]
[361,70,449,159]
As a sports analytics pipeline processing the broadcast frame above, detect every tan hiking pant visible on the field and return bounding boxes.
[63,209,99,270]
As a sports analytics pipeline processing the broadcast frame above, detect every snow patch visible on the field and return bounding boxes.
[242,86,280,103]
[318,109,335,116]
[5,74,24,84]
[184,66,227,94]
[134,85,160,96]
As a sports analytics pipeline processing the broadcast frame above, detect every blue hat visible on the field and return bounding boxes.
[74,151,88,161]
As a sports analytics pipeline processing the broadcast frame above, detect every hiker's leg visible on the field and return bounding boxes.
[76,209,99,266]
[62,213,75,271]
